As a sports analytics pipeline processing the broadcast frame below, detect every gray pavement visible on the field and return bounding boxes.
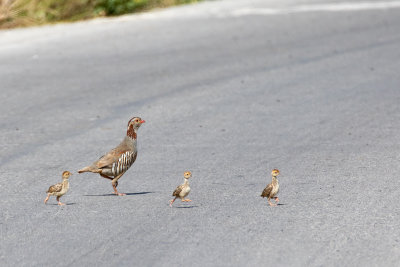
[1,0,400,266]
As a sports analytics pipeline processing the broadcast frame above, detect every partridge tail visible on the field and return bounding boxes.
[78,166,92,173]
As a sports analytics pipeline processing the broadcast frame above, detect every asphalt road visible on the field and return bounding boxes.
[1,0,400,266]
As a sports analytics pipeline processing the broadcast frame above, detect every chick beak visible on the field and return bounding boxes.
[140,120,146,123]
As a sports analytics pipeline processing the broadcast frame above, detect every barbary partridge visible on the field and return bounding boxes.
[170,171,192,207]
[261,169,280,206]
[78,117,145,196]
[44,171,71,205]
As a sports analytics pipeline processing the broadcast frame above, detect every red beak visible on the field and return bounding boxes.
[140,120,146,123]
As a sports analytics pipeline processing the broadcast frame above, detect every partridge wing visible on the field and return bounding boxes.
[261,183,273,198]
[172,185,184,197]
[47,183,62,193]
[96,148,130,169]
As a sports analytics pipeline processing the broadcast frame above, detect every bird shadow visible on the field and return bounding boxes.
[277,203,286,206]
[125,192,154,196]
[48,202,76,206]
[174,205,199,209]
[84,192,154,197]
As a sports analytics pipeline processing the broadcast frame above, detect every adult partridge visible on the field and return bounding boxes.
[78,117,145,196]
[44,171,71,205]
[261,169,280,206]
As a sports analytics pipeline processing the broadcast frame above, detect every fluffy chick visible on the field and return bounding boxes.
[170,171,192,207]
[44,171,71,206]
[261,169,280,206]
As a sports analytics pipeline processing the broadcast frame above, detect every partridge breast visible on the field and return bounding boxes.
[180,186,191,198]
[271,182,279,197]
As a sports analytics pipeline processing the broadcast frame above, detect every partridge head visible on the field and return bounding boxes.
[271,169,280,177]
[62,171,72,180]
[126,117,145,138]
[184,171,192,179]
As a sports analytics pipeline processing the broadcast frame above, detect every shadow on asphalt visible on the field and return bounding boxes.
[175,205,199,209]
[48,203,77,206]
[84,192,154,197]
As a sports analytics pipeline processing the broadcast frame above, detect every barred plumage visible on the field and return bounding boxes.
[111,151,136,176]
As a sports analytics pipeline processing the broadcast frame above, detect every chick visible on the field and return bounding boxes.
[44,171,71,205]
[170,171,192,207]
[261,169,280,206]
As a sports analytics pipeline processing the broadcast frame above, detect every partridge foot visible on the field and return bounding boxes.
[113,184,126,196]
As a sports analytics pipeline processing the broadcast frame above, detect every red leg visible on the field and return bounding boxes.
[44,193,50,204]
[112,183,126,196]
[112,175,125,196]
[170,197,177,207]
[268,199,277,206]
[57,196,65,206]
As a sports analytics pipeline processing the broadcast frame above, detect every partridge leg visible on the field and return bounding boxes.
[170,197,177,207]
[44,193,51,204]
[57,196,65,206]
[112,174,125,196]
[112,184,126,196]
[268,199,277,206]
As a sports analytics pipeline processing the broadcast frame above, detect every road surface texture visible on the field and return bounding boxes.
[1,0,400,266]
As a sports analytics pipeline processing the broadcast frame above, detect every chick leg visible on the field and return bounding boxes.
[182,199,192,202]
[56,196,65,206]
[111,174,125,196]
[274,197,280,203]
[268,199,277,206]
[44,193,51,204]
[170,197,177,207]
